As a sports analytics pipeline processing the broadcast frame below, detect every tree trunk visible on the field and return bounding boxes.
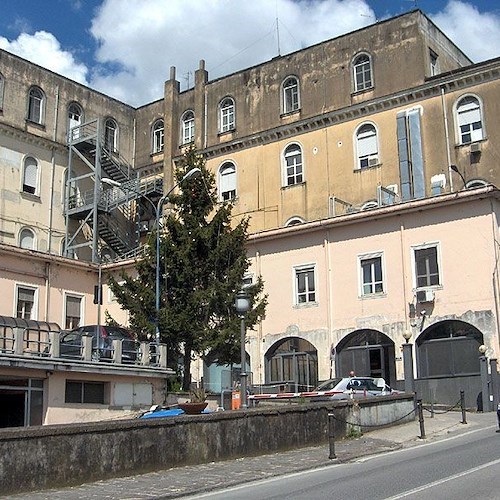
[182,345,192,391]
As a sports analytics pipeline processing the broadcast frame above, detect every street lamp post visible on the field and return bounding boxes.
[235,289,251,409]
[102,167,201,348]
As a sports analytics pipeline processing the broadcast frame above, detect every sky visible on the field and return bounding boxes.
[0,0,499,107]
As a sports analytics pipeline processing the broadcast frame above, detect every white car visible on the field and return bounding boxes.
[311,377,399,401]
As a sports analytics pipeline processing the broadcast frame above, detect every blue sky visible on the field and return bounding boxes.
[1,0,499,106]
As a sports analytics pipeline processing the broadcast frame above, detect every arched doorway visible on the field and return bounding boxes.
[265,337,318,391]
[416,320,483,378]
[335,329,395,385]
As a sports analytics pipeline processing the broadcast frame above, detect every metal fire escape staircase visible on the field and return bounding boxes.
[64,118,163,263]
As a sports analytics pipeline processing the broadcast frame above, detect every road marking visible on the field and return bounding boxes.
[383,457,500,499]
[357,424,497,463]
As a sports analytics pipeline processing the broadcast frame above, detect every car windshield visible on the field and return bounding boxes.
[105,327,133,339]
[315,378,343,391]
[347,378,381,391]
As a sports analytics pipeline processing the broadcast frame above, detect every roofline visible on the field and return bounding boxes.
[248,185,500,244]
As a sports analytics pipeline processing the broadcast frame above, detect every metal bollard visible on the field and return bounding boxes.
[496,403,500,433]
[328,413,336,459]
[430,401,434,418]
[460,390,467,425]
[417,399,426,439]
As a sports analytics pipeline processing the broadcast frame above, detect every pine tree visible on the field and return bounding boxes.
[109,147,267,390]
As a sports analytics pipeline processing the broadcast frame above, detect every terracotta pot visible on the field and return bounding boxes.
[178,402,208,414]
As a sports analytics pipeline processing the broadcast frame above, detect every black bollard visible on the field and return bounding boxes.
[460,390,467,425]
[328,413,336,459]
[417,399,426,439]
[497,403,500,433]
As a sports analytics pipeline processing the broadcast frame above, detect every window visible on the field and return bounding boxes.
[397,108,425,200]
[285,216,305,227]
[0,72,4,109]
[466,179,488,189]
[27,86,44,124]
[181,110,195,144]
[429,50,439,76]
[295,265,316,304]
[413,245,440,289]
[65,381,105,404]
[65,295,82,329]
[355,123,378,169]
[219,97,235,133]
[353,53,373,92]
[16,286,37,319]
[219,161,237,201]
[431,174,446,196]
[359,254,384,296]
[22,156,39,195]
[283,143,303,186]
[456,96,483,144]
[19,228,35,250]
[152,119,164,153]
[282,76,300,114]
[68,102,83,140]
[104,118,118,152]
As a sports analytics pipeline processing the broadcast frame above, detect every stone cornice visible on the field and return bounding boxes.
[0,121,67,155]
[191,59,500,161]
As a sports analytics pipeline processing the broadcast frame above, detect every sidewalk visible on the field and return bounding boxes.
[8,411,495,500]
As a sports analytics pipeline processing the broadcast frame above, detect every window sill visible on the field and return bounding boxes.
[351,86,374,97]
[280,109,301,119]
[219,197,238,204]
[218,129,236,137]
[354,162,382,172]
[293,301,318,309]
[25,119,46,130]
[281,181,306,190]
[359,292,386,300]
[20,192,41,202]
[455,137,487,149]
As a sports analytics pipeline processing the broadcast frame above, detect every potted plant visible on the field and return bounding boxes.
[178,386,208,414]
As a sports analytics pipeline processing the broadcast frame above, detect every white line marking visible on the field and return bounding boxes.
[384,457,500,499]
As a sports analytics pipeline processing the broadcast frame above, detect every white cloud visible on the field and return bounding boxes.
[88,0,375,105]
[431,1,500,62]
[0,31,89,85]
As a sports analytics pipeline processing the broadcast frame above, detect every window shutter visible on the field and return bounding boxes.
[66,296,81,318]
[408,110,425,199]
[23,158,38,191]
[18,288,35,302]
[397,113,412,201]
[357,128,377,156]
[458,102,480,126]
[220,165,236,193]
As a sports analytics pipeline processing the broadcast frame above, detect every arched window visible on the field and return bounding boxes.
[68,102,83,140]
[285,216,305,227]
[466,179,488,189]
[456,95,484,144]
[282,143,303,186]
[104,118,118,152]
[152,119,164,153]
[355,123,378,169]
[353,53,373,92]
[282,76,300,114]
[19,227,36,250]
[27,86,45,124]
[22,156,39,195]
[0,72,4,110]
[219,97,235,133]
[218,161,237,201]
[181,110,195,145]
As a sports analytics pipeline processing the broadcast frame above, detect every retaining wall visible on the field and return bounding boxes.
[0,394,414,495]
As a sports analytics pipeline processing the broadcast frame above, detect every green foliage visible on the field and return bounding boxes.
[104,310,120,327]
[109,146,267,389]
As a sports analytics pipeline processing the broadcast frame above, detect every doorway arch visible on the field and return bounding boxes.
[335,329,395,385]
[416,320,483,378]
[265,337,318,391]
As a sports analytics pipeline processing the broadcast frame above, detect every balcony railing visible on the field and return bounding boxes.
[0,328,167,369]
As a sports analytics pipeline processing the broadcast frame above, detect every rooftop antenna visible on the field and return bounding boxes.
[184,71,192,89]
[275,0,281,56]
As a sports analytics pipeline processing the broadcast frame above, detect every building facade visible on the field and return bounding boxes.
[0,10,499,411]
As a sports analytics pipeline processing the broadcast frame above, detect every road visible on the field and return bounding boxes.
[189,426,500,500]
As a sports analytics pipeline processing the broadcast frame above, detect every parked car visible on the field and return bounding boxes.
[311,376,400,401]
[58,325,138,362]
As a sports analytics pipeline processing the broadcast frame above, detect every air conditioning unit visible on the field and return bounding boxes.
[416,289,435,303]
[368,157,379,167]
[470,142,481,154]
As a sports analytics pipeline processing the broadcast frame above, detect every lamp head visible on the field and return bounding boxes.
[478,344,487,355]
[403,331,412,343]
[235,289,251,314]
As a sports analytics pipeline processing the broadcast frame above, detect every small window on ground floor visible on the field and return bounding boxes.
[65,381,106,404]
